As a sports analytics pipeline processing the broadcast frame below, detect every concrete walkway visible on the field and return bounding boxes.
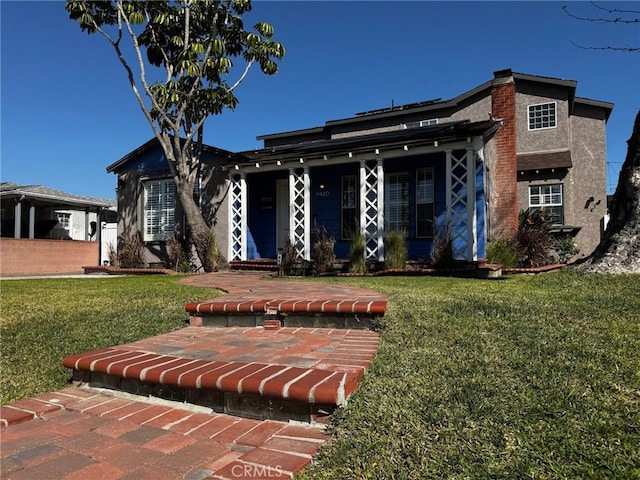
[1,271,387,479]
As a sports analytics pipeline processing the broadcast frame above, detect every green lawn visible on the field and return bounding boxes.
[1,271,638,478]
[297,271,640,479]
[0,275,220,404]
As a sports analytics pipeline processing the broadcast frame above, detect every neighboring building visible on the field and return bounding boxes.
[108,69,612,267]
[0,182,116,276]
[0,182,116,241]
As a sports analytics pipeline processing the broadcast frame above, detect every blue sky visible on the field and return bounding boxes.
[2,1,639,200]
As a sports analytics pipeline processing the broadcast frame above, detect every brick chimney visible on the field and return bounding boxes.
[490,69,518,238]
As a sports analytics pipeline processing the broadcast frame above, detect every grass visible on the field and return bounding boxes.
[0,275,219,404]
[1,271,639,478]
[297,271,640,479]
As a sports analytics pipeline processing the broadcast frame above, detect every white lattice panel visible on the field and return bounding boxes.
[289,168,310,260]
[228,174,246,261]
[360,159,384,261]
[446,149,477,260]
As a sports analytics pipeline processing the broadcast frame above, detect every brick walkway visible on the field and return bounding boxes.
[1,271,387,479]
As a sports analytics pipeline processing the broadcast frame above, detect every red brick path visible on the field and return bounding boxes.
[1,271,386,479]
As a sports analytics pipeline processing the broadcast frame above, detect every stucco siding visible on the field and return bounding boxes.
[567,109,607,257]
[515,84,570,153]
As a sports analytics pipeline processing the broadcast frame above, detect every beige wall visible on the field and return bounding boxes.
[515,84,571,153]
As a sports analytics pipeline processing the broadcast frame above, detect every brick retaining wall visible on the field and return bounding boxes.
[0,238,99,276]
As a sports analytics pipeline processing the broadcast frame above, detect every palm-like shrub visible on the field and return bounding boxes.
[384,230,407,269]
[516,208,553,267]
[349,231,366,273]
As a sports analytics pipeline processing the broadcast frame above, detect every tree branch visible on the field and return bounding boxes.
[569,39,640,53]
[116,1,179,142]
[562,3,640,24]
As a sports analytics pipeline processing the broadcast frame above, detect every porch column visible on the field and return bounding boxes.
[466,148,477,261]
[228,172,247,261]
[359,159,385,261]
[446,149,477,261]
[85,209,91,241]
[289,167,310,260]
[29,204,36,239]
[14,199,22,238]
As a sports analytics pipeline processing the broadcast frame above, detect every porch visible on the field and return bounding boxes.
[226,120,498,265]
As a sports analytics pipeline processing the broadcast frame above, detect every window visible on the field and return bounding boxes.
[416,168,434,237]
[529,184,563,224]
[528,102,556,130]
[143,178,176,241]
[56,212,71,231]
[341,175,358,239]
[385,172,409,233]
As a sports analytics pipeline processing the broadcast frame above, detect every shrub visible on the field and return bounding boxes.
[553,236,579,264]
[118,233,145,268]
[311,226,336,275]
[430,229,455,268]
[516,208,553,267]
[349,231,366,274]
[486,237,518,268]
[167,233,192,272]
[384,230,407,269]
[207,229,219,272]
[107,242,118,267]
[281,239,299,276]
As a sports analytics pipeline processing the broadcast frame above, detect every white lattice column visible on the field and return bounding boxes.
[228,173,247,261]
[446,149,473,260]
[359,159,385,261]
[289,167,310,260]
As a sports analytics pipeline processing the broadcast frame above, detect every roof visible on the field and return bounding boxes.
[107,137,241,173]
[517,151,573,171]
[257,68,613,142]
[241,119,500,164]
[0,182,115,209]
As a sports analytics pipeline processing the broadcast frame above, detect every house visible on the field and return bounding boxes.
[108,69,613,268]
[0,182,116,275]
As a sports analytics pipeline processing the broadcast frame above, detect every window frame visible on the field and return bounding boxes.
[143,178,176,242]
[416,167,435,238]
[528,101,557,131]
[341,175,358,240]
[55,212,71,231]
[528,183,564,225]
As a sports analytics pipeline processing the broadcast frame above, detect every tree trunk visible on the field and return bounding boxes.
[580,108,640,274]
[176,185,216,272]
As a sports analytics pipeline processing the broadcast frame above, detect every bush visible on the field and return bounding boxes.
[118,233,145,268]
[107,242,118,267]
[486,237,518,268]
[281,239,299,276]
[384,230,407,269]
[430,229,455,267]
[207,229,219,272]
[311,226,336,275]
[349,231,366,273]
[516,208,553,268]
[167,233,192,272]
[553,236,579,264]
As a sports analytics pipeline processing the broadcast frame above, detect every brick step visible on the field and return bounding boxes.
[61,326,379,424]
[185,297,387,330]
[230,260,278,272]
